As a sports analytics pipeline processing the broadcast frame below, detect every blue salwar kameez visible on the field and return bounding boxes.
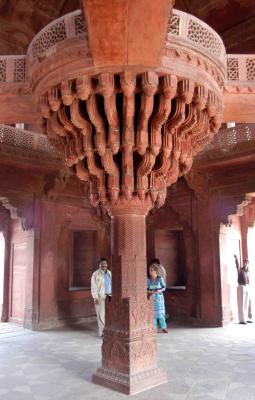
[147,276,167,329]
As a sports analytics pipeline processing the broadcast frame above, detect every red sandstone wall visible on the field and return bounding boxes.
[9,219,34,327]
[36,199,110,329]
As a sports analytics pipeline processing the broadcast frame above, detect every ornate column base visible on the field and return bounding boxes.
[92,366,168,395]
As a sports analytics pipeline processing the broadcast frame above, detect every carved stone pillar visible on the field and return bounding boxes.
[197,199,222,326]
[92,198,167,394]
[240,215,248,260]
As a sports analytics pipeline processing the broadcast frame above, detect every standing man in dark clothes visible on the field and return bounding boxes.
[234,255,252,324]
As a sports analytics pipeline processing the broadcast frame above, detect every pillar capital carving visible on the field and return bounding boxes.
[106,195,152,217]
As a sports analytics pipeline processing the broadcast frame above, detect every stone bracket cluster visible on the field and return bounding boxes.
[37,71,222,210]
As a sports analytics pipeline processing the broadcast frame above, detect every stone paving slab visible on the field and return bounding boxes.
[0,321,255,399]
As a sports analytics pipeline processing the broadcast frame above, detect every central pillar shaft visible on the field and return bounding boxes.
[92,202,168,394]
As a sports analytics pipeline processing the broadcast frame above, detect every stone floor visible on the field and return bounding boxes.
[0,321,255,400]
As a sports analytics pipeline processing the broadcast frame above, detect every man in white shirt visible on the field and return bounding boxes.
[91,258,112,337]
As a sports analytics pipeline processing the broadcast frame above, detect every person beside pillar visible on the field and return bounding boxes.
[234,255,252,324]
[150,258,167,281]
[147,263,168,333]
[91,258,112,337]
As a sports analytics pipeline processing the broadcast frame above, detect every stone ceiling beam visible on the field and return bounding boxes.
[81,0,174,69]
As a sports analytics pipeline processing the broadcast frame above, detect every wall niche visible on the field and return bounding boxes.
[69,230,98,290]
[154,228,186,287]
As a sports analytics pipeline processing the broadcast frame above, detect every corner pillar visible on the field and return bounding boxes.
[240,215,248,260]
[196,199,222,326]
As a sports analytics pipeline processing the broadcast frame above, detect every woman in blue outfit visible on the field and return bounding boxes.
[147,263,168,333]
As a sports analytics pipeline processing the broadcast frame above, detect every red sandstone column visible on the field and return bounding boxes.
[240,215,248,260]
[92,199,167,394]
[196,199,222,326]
[1,231,10,322]
[24,229,35,329]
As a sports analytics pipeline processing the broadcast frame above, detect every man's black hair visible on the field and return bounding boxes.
[99,257,107,265]
[151,258,160,265]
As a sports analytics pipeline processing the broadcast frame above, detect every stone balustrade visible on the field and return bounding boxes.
[0,9,227,84]
[0,124,59,156]
[26,8,226,67]
[0,9,255,126]
[1,10,255,87]
[168,9,226,65]
[212,124,255,148]
[27,10,86,65]
[196,124,255,161]
[1,10,254,88]
[0,56,26,83]
[227,55,255,83]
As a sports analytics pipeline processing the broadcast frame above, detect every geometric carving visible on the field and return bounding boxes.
[74,13,86,36]
[246,58,255,81]
[227,57,239,81]
[167,12,180,36]
[0,124,58,157]
[197,124,255,160]
[187,19,222,58]
[0,59,6,82]
[167,10,225,63]
[14,58,26,82]
[30,19,67,59]
[28,10,88,64]
[0,56,26,84]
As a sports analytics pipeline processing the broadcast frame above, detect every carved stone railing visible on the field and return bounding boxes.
[0,9,226,82]
[208,124,255,149]
[0,124,59,156]
[1,10,255,88]
[27,10,87,65]
[0,56,26,83]
[3,10,255,88]
[26,8,226,67]
[167,9,226,65]
[227,55,255,83]
[197,124,255,160]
